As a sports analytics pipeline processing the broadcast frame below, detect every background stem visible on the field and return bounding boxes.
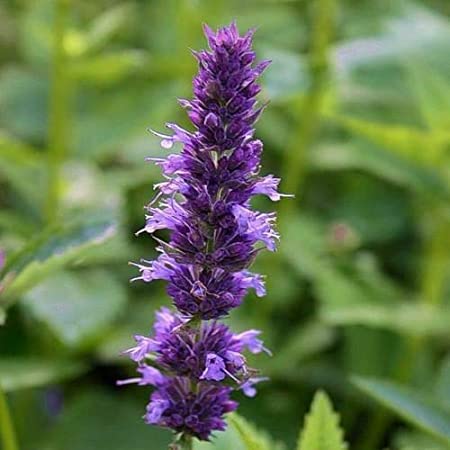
[261,0,337,311]
[280,0,336,216]
[0,387,19,450]
[45,0,70,224]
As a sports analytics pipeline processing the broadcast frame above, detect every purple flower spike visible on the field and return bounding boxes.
[119,22,287,443]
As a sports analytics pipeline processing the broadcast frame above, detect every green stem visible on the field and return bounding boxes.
[279,0,336,219]
[260,0,337,312]
[170,433,193,450]
[45,0,70,224]
[0,387,19,450]
[182,435,193,450]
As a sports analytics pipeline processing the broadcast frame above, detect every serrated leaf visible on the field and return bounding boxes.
[353,377,450,445]
[0,358,87,392]
[297,390,347,450]
[22,269,126,349]
[229,413,282,450]
[0,219,116,304]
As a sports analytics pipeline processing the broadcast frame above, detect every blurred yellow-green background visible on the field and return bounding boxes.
[0,1,449,449]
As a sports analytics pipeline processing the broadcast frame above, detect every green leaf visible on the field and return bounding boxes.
[194,423,246,450]
[353,377,450,445]
[22,269,126,349]
[0,358,86,392]
[333,115,450,167]
[407,64,450,131]
[229,413,282,450]
[281,214,328,279]
[0,210,36,237]
[297,390,347,450]
[435,356,450,410]
[321,302,450,339]
[19,0,52,66]
[72,82,179,160]
[0,131,45,208]
[260,47,309,101]
[310,141,450,199]
[42,389,170,450]
[268,322,336,376]
[96,298,165,363]
[0,68,48,140]
[82,2,136,55]
[0,219,116,304]
[394,430,449,450]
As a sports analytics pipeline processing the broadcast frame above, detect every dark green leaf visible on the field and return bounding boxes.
[0,358,86,392]
[22,270,127,349]
[0,68,48,140]
[310,141,450,199]
[435,356,450,410]
[0,219,116,304]
[353,377,450,444]
[42,389,170,450]
[321,302,450,338]
[333,115,449,167]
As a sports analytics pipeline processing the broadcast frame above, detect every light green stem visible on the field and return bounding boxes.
[261,0,337,313]
[45,0,70,223]
[0,387,19,450]
[280,0,336,218]
[182,435,193,450]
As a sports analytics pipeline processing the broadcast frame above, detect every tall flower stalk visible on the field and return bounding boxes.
[119,23,287,446]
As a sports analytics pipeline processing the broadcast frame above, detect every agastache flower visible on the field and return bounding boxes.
[145,378,237,441]
[119,22,287,444]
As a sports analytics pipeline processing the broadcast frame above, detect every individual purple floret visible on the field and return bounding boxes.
[119,22,286,445]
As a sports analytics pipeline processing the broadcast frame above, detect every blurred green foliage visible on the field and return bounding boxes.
[0,0,449,449]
